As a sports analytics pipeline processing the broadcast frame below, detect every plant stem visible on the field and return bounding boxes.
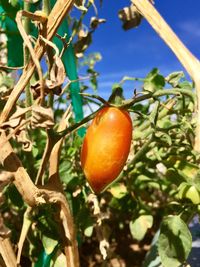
[56,87,193,140]
[134,99,176,140]
[0,238,17,267]
[43,0,54,107]
[43,0,51,15]
[129,135,154,173]
[56,108,100,139]
[23,2,32,109]
[120,88,195,110]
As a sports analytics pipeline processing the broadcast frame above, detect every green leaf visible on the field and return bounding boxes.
[129,215,153,241]
[108,85,124,105]
[84,225,93,237]
[179,80,193,90]
[178,183,200,204]
[149,100,159,125]
[9,0,19,8]
[165,71,184,87]
[0,73,14,88]
[158,216,192,267]
[144,68,165,92]
[87,68,99,91]
[156,132,172,146]
[7,185,24,208]
[0,1,20,19]
[165,157,199,183]
[32,145,39,157]
[50,251,66,267]
[42,235,58,255]
[109,183,128,199]
[0,73,14,97]
[76,206,94,237]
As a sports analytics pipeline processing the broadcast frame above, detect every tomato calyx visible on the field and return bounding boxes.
[108,85,124,105]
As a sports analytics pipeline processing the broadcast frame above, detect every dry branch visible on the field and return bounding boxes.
[0,131,37,206]
[35,132,54,185]
[47,106,80,266]
[0,131,80,266]
[0,238,17,267]
[0,0,75,125]
[17,207,32,265]
[49,105,72,187]
[0,214,17,267]
[132,0,200,151]
[16,10,46,104]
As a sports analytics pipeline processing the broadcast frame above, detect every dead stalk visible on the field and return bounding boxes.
[132,0,200,151]
[16,11,46,105]
[48,106,80,266]
[0,131,80,266]
[0,238,17,267]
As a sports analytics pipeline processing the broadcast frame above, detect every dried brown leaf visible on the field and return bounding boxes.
[31,105,54,129]
[74,0,87,11]
[46,56,65,91]
[1,118,21,129]
[118,4,143,30]
[0,216,11,238]
[0,171,14,183]
[74,31,92,58]
[31,56,65,98]
[1,107,30,129]
[15,129,33,152]
[90,17,106,30]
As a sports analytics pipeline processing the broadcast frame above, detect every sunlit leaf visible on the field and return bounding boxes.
[84,225,93,237]
[165,71,184,87]
[144,68,165,92]
[109,183,128,199]
[129,215,153,241]
[158,216,192,267]
[42,235,58,255]
[50,250,66,267]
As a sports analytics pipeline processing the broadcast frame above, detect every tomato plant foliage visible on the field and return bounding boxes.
[0,1,199,267]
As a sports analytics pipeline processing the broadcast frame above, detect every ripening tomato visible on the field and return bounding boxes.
[81,106,132,194]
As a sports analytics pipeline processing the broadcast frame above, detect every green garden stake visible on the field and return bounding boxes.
[34,245,58,267]
[0,4,23,67]
[0,1,38,67]
[57,21,85,137]
[50,0,85,137]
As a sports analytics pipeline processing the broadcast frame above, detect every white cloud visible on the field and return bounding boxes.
[99,65,185,85]
[178,20,200,38]
[99,68,149,81]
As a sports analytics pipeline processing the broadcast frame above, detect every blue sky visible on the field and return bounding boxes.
[76,0,200,99]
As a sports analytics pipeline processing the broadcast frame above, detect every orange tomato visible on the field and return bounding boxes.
[81,106,132,194]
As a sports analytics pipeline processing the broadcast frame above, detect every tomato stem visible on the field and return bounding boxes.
[53,87,195,140]
[80,93,110,106]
